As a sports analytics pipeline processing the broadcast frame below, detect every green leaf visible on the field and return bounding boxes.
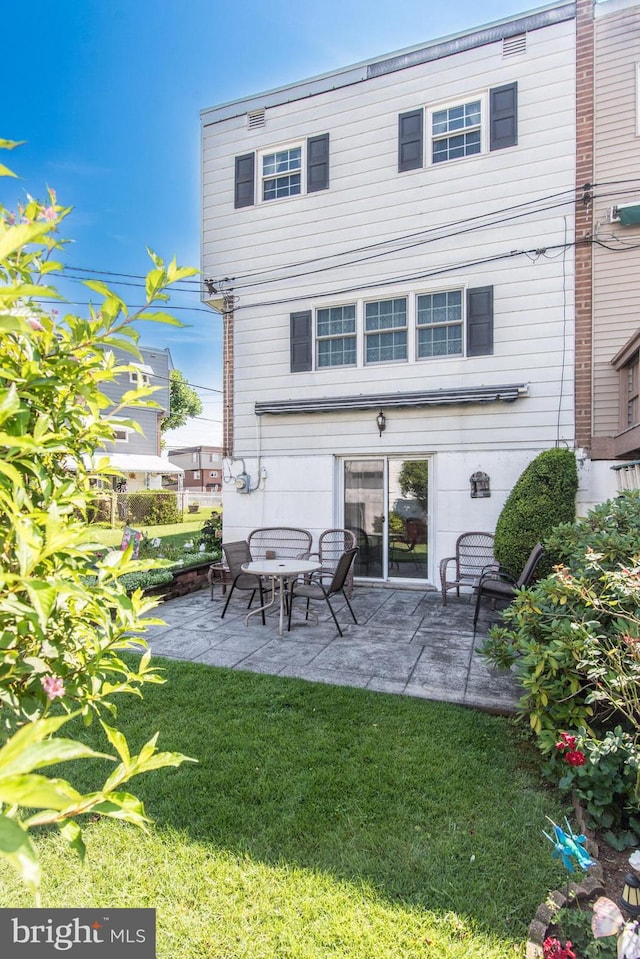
[100,721,130,766]
[0,774,81,809]
[0,221,52,259]
[135,312,185,327]
[0,716,112,776]
[24,580,58,627]
[0,163,18,178]
[59,820,86,861]
[0,815,40,892]
[0,138,26,151]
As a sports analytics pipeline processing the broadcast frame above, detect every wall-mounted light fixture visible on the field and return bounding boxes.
[376,410,386,437]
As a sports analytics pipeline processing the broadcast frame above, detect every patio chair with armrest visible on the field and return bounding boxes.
[287,547,359,637]
[220,541,266,624]
[439,532,496,605]
[473,542,545,629]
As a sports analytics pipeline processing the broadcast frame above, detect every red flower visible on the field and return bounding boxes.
[543,937,576,959]
[556,732,577,752]
[565,750,586,767]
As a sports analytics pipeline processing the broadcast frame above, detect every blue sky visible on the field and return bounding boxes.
[2,0,538,447]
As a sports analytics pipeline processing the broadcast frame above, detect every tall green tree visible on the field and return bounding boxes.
[161,368,203,433]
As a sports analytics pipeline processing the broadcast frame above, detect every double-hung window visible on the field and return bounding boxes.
[398,83,517,172]
[417,290,463,357]
[365,299,407,363]
[431,101,482,164]
[235,134,329,208]
[262,146,302,201]
[316,305,356,367]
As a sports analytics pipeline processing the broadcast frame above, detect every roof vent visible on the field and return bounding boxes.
[503,34,527,57]
[247,109,266,130]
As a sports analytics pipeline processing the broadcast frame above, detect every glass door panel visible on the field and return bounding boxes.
[388,459,429,581]
[344,460,384,578]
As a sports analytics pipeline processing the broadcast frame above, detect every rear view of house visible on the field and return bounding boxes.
[201,1,585,586]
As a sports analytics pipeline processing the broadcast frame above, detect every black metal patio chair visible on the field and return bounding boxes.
[473,542,545,629]
[287,547,358,637]
[220,541,266,623]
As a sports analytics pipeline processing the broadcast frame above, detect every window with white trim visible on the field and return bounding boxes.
[113,427,129,443]
[261,146,302,201]
[193,470,201,479]
[431,99,482,164]
[365,299,407,363]
[316,305,356,367]
[417,290,463,357]
[128,363,152,386]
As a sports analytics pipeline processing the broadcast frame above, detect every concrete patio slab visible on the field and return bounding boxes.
[141,585,521,714]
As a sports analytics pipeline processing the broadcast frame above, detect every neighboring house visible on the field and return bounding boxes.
[575,0,640,497]
[200,1,613,586]
[98,345,184,491]
[167,446,224,491]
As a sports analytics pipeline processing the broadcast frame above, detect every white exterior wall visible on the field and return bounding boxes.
[202,7,583,582]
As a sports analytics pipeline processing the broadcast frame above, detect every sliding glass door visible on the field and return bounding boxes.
[343,457,430,581]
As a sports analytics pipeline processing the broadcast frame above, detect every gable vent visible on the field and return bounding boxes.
[503,34,527,57]
[247,109,266,130]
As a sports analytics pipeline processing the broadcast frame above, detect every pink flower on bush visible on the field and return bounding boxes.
[565,750,586,767]
[41,674,65,700]
[556,732,577,752]
[543,936,576,959]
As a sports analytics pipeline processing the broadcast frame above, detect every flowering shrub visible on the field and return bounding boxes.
[550,727,640,848]
[543,936,576,959]
[482,493,640,846]
[0,139,195,895]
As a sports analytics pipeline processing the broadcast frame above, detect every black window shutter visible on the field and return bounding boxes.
[489,83,518,151]
[307,134,330,192]
[398,109,423,172]
[290,311,312,372]
[234,153,255,208]
[466,287,493,356]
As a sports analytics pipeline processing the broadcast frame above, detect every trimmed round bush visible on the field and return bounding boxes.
[494,447,578,574]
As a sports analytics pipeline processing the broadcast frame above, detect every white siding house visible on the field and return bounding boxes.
[98,345,184,491]
[201,2,584,586]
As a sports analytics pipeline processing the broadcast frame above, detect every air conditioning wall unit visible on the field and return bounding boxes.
[609,202,640,225]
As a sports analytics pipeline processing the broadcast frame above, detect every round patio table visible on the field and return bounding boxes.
[241,558,322,636]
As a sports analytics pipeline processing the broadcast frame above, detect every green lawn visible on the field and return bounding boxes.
[0,663,568,958]
[89,518,211,549]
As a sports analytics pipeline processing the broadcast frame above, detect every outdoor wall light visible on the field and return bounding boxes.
[621,871,640,917]
[376,410,386,437]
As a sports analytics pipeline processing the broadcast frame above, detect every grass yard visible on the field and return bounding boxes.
[0,662,568,958]
[90,518,211,549]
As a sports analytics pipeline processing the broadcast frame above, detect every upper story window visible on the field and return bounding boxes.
[113,427,130,443]
[431,101,482,164]
[398,82,517,173]
[417,291,463,357]
[235,134,329,208]
[262,147,302,200]
[129,363,152,386]
[317,305,356,367]
[365,299,407,364]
